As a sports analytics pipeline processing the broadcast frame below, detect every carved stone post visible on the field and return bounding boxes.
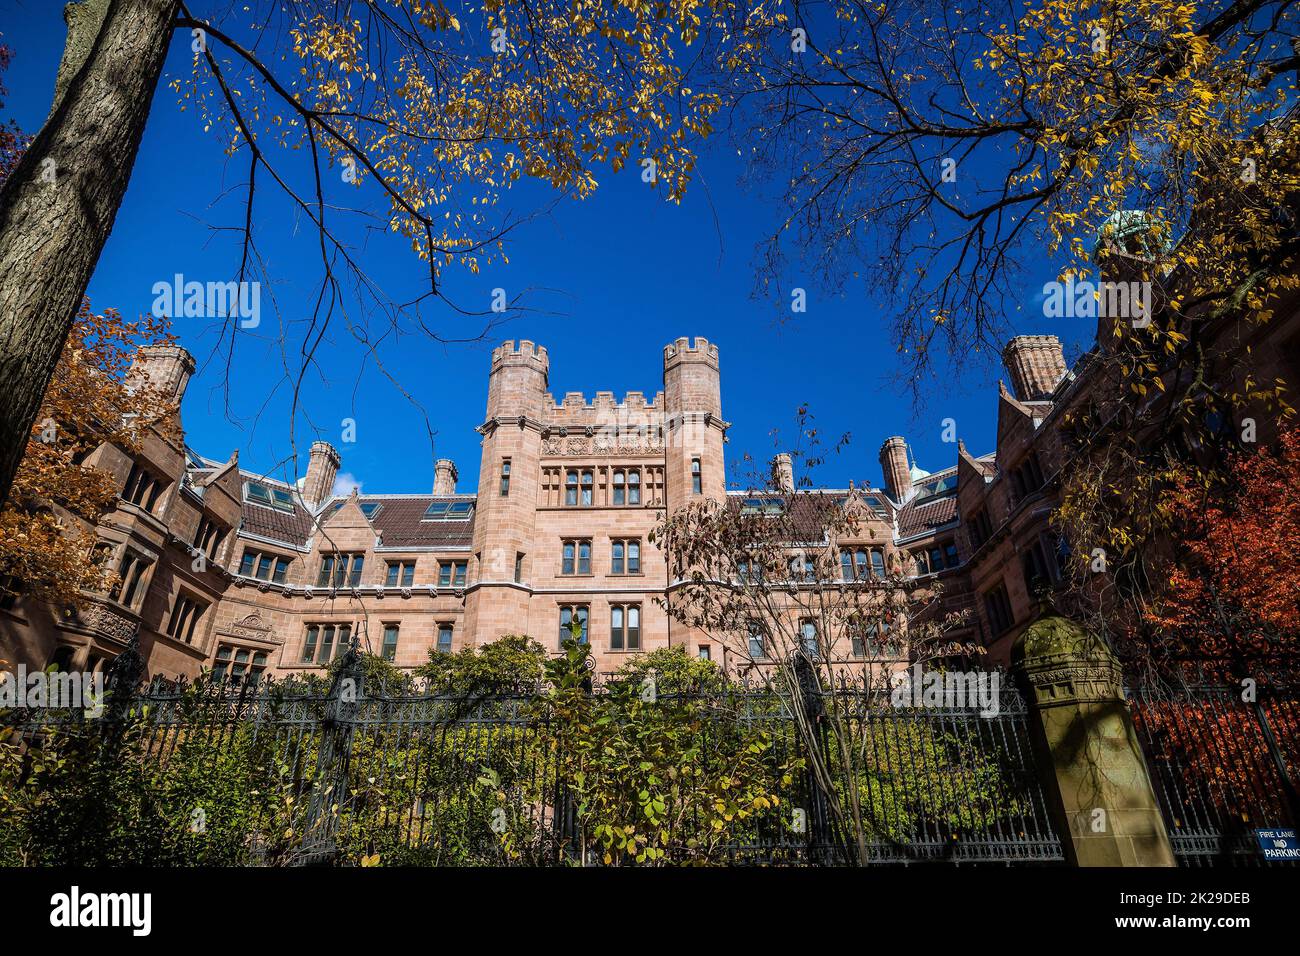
[1013,612,1175,866]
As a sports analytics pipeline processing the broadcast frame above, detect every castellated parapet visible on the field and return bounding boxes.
[490,339,550,375]
[663,336,720,370]
[486,340,550,420]
[663,336,722,419]
[544,389,666,431]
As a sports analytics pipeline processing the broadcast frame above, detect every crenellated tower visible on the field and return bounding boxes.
[464,341,551,645]
[662,336,726,506]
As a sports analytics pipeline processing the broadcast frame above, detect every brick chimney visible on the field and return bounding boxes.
[433,458,458,496]
[1002,335,1067,402]
[771,452,794,493]
[302,441,341,507]
[879,437,912,503]
[129,344,195,403]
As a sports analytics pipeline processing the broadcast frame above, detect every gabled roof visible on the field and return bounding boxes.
[896,494,959,539]
[725,488,893,542]
[241,498,316,547]
[235,469,318,548]
[321,494,477,549]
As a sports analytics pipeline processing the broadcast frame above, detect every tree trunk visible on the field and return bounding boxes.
[0,0,180,506]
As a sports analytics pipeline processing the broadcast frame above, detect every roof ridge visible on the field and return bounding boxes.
[324,492,479,502]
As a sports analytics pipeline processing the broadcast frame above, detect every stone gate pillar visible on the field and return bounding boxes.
[1012,612,1175,866]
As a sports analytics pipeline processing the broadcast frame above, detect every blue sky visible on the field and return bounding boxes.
[0,3,1092,496]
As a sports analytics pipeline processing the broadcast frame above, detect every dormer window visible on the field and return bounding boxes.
[914,473,958,503]
[322,500,382,520]
[422,500,474,520]
[245,481,295,512]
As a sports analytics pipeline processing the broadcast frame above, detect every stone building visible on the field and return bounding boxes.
[3,300,1298,680]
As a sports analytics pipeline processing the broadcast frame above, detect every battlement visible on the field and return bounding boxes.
[548,390,664,412]
[542,390,667,432]
[663,336,719,369]
[491,339,550,373]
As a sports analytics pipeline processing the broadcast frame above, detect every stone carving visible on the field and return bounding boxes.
[230,612,280,644]
[1020,654,1123,705]
[81,601,137,645]
[541,429,666,457]
[232,612,270,633]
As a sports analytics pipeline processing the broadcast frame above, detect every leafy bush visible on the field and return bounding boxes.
[0,638,1028,867]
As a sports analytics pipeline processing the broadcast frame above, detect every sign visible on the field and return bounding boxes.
[1255,828,1300,860]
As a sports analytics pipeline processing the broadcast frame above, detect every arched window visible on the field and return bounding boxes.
[581,471,593,506]
[565,471,579,506]
[47,646,75,673]
[613,471,626,505]
[627,470,641,504]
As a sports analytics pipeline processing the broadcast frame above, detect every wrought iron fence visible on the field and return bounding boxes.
[0,647,1065,866]
[1127,667,1300,867]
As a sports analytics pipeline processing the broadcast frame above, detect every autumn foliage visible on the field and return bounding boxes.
[0,37,28,187]
[1143,423,1300,660]
[0,304,174,605]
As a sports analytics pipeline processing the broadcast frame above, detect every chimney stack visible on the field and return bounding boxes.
[129,344,195,403]
[433,458,458,496]
[772,453,794,493]
[1002,335,1067,402]
[879,437,912,504]
[302,441,341,507]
